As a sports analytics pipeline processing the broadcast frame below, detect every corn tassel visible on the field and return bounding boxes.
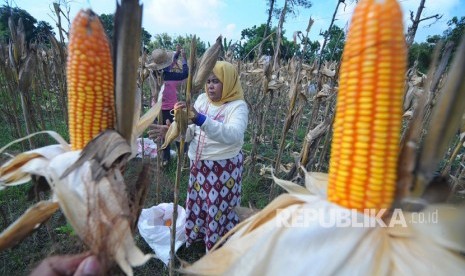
[67,10,115,150]
[328,0,406,212]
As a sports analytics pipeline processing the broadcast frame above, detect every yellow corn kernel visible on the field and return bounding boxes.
[328,0,406,213]
[67,9,115,150]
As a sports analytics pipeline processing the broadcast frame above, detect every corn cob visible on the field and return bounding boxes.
[328,0,406,212]
[161,120,180,150]
[193,35,223,92]
[160,107,189,150]
[67,9,115,150]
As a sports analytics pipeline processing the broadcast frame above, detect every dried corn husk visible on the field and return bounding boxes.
[161,120,180,150]
[182,171,465,275]
[160,107,192,150]
[192,36,223,92]
[320,61,336,77]
[1,4,159,275]
[315,83,333,99]
[0,131,70,188]
[0,130,154,276]
[0,91,159,276]
[0,201,59,251]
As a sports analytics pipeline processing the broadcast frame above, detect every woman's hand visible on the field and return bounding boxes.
[30,254,101,276]
[148,120,170,140]
[174,102,198,122]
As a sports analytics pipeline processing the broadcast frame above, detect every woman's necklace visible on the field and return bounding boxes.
[193,102,228,168]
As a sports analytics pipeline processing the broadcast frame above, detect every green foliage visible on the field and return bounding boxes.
[281,38,299,60]
[239,23,301,61]
[238,21,325,62]
[444,16,465,46]
[240,24,273,60]
[223,37,234,53]
[99,13,114,40]
[300,38,320,63]
[145,33,206,58]
[415,16,465,73]
[0,5,37,43]
[0,5,53,45]
[270,0,312,21]
[150,32,174,49]
[408,41,435,73]
[33,21,55,43]
[99,13,151,47]
[173,34,207,57]
[55,222,75,236]
[0,118,17,149]
[141,28,151,46]
[0,182,30,206]
[319,25,345,62]
[242,174,270,209]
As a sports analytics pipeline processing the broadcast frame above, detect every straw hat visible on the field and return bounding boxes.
[146,49,174,70]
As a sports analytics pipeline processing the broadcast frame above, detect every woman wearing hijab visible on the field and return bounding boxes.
[149,61,249,251]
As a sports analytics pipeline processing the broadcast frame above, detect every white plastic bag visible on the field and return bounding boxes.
[135,138,177,159]
[137,203,187,265]
[135,138,158,158]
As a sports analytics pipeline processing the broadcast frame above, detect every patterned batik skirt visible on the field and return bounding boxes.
[185,152,243,251]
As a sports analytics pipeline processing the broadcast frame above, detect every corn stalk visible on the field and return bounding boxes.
[441,134,465,177]
[272,58,302,197]
[412,33,465,198]
[317,0,345,71]
[113,0,142,144]
[273,17,313,181]
[248,62,272,174]
[48,33,68,126]
[8,17,36,148]
[272,0,286,72]
[0,44,24,147]
[168,36,196,276]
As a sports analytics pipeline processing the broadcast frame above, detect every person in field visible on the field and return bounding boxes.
[149,61,249,251]
[148,45,188,166]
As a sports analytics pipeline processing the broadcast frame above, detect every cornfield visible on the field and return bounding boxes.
[1,0,465,275]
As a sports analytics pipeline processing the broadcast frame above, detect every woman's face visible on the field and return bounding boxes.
[206,73,223,102]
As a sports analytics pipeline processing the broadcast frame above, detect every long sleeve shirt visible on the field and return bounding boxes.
[186,93,249,161]
[161,53,188,110]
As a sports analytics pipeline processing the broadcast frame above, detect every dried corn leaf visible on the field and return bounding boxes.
[303,171,328,197]
[320,61,336,77]
[0,131,70,189]
[134,101,162,142]
[249,68,264,74]
[0,201,59,251]
[192,36,223,92]
[48,149,152,276]
[0,130,152,276]
[114,0,143,144]
[414,33,465,196]
[61,130,131,181]
[161,121,180,150]
[234,206,260,221]
[160,107,190,150]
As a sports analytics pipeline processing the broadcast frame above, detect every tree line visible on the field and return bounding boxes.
[0,3,464,74]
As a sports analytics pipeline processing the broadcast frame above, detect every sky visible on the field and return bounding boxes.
[10,0,465,45]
